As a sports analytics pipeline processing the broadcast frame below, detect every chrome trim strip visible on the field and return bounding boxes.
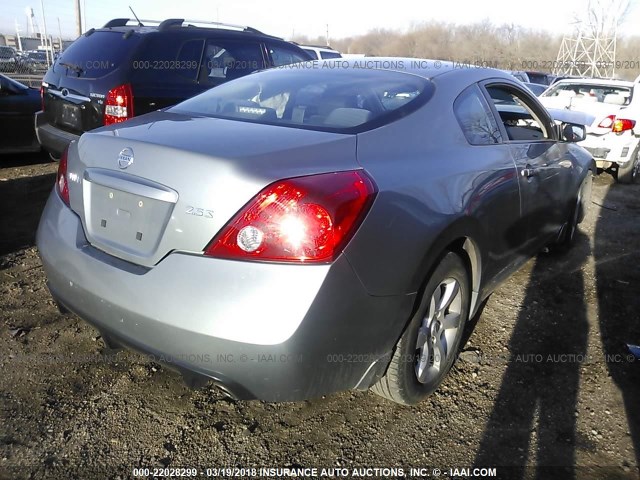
[49,89,91,102]
[83,168,179,203]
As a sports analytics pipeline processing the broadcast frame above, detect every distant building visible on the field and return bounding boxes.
[0,33,74,52]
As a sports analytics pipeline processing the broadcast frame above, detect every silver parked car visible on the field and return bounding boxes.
[37,59,595,405]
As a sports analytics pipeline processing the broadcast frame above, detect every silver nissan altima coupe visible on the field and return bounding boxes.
[37,59,594,405]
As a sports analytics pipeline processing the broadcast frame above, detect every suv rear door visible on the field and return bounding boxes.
[129,35,206,115]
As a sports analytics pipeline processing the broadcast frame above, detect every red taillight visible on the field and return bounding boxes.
[56,147,70,206]
[612,118,635,133]
[205,171,377,263]
[40,84,45,111]
[598,115,616,128]
[104,83,134,125]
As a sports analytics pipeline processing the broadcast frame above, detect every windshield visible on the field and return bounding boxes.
[542,82,632,106]
[170,65,432,132]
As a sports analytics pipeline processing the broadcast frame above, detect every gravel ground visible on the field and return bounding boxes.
[0,152,639,480]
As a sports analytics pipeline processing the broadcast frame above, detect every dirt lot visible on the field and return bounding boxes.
[1,152,639,480]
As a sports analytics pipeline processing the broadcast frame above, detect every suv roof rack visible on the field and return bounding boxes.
[103,18,159,28]
[102,17,265,34]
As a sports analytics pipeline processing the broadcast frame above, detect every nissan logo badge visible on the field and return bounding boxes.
[118,147,134,169]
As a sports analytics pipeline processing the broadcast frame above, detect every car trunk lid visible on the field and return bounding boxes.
[68,111,359,267]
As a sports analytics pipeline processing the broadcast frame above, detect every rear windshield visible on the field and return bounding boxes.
[53,31,141,78]
[170,65,432,133]
[543,83,632,105]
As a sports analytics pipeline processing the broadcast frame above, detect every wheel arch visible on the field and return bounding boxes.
[411,218,486,319]
[440,236,482,318]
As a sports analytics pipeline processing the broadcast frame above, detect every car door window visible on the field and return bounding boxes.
[485,85,554,142]
[267,45,308,67]
[199,40,266,87]
[454,85,503,145]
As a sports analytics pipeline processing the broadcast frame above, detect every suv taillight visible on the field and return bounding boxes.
[612,118,635,133]
[40,84,44,111]
[598,115,616,128]
[56,147,70,206]
[205,171,377,263]
[104,83,134,125]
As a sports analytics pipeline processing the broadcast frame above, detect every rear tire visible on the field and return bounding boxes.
[616,146,640,184]
[371,252,469,405]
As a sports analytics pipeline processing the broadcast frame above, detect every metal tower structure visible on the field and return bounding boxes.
[553,21,617,79]
[552,0,634,79]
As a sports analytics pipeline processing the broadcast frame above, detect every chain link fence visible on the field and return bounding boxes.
[4,73,45,87]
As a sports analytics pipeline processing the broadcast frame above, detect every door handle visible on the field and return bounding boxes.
[521,167,538,178]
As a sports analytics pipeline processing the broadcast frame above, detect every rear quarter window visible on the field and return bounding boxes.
[454,85,503,145]
[267,45,310,67]
[301,48,319,59]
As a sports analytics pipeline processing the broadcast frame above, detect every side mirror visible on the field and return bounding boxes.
[559,122,586,142]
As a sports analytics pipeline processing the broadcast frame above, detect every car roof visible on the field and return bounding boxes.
[313,57,515,82]
[0,73,28,89]
[300,45,340,52]
[552,78,634,87]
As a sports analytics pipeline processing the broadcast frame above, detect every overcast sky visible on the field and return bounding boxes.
[2,0,639,42]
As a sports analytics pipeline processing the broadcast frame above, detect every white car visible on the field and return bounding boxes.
[539,78,639,183]
[299,45,342,60]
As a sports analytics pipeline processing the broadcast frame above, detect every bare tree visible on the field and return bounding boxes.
[580,0,633,36]
[291,17,639,80]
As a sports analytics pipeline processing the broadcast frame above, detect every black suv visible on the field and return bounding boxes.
[36,18,312,157]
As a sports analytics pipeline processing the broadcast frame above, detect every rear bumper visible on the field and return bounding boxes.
[37,190,414,401]
[35,111,80,157]
[582,131,640,166]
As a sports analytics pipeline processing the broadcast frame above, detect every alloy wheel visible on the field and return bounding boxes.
[415,277,463,384]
